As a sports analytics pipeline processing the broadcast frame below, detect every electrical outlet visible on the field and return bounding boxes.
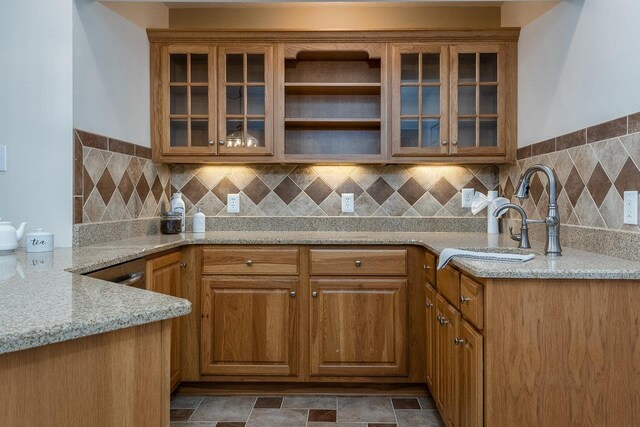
[227,193,240,213]
[341,193,355,213]
[624,191,638,225]
[461,188,475,208]
[0,146,6,172]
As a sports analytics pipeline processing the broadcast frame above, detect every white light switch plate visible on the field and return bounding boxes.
[0,146,6,172]
[341,193,355,213]
[227,194,240,213]
[624,191,638,225]
[461,188,475,208]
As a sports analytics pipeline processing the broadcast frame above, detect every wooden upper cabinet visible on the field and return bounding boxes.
[449,43,514,158]
[149,30,518,164]
[217,45,274,156]
[157,45,216,157]
[282,43,385,162]
[392,44,449,157]
[391,42,516,162]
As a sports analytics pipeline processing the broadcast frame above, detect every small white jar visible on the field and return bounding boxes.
[25,229,54,253]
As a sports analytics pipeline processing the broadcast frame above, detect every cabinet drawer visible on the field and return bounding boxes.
[424,251,436,285]
[436,265,460,309]
[460,275,484,330]
[310,249,407,276]
[202,247,299,275]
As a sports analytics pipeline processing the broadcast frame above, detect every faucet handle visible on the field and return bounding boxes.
[508,226,522,242]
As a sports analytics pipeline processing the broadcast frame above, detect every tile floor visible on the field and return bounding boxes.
[170,394,444,427]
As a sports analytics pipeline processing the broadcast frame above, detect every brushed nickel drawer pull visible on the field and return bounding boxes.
[454,337,464,345]
[423,264,430,271]
[460,296,471,304]
[180,262,187,268]
[426,301,434,308]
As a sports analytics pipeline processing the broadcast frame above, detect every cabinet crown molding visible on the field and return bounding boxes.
[147,28,521,44]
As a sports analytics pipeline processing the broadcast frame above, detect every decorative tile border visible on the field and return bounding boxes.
[517,112,640,159]
[73,129,171,224]
[170,164,500,218]
[500,111,640,234]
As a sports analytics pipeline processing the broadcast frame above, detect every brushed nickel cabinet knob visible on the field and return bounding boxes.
[460,296,471,304]
[218,139,225,146]
[454,337,464,345]
[208,140,214,146]
[246,260,253,266]
[442,140,448,146]
[180,262,187,268]
[312,291,318,298]
[355,260,362,267]
[290,291,296,298]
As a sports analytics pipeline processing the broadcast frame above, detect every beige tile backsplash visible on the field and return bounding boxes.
[500,112,640,233]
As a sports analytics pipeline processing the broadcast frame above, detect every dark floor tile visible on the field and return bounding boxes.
[368,424,398,427]
[254,397,283,409]
[391,398,420,410]
[216,423,246,427]
[171,409,195,421]
[309,409,337,422]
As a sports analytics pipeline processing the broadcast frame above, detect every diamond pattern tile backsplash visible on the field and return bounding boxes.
[500,112,640,233]
[74,129,171,224]
[170,164,499,217]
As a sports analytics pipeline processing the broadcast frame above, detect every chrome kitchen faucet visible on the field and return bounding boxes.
[494,164,562,256]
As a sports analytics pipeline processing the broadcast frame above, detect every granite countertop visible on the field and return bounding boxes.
[68,230,640,280]
[0,250,191,355]
[3,229,640,356]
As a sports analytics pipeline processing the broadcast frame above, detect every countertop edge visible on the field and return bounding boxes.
[0,300,191,355]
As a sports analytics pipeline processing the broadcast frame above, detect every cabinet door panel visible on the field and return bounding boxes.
[392,44,449,157]
[425,284,437,392]
[160,45,216,156]
[450,43,509,157]
[436,294,461,427]
[201,276,299,376]
[460,321,483,427]
[217,45,273,156]
[146,251,183,391]
[310,278,407,377]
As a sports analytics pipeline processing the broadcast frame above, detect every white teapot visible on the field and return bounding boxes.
[0,218,27,253]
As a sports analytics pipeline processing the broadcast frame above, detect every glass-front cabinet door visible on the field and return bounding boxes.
[163,46,215,155]
[392,45,449,157]
[217,45,273,156]
[450,44,507,156]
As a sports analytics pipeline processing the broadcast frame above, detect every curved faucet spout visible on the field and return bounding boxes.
[516,164,558,203]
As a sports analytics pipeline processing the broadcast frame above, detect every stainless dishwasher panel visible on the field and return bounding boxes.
[86,258,147,290]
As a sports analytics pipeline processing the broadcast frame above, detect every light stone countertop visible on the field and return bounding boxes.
[0,249,191,355]
[3,230,640,356]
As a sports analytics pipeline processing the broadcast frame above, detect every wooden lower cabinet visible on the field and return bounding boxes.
[146,251,184,392]
[200,276,299,376]
[424,283,437,391]
[309,278,408,377]
[435,294,461,427]
[460,321,483,427]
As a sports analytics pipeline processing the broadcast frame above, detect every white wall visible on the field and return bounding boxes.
[73,0,168,147]
[517,0,640,147]
[0,0,73,247]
